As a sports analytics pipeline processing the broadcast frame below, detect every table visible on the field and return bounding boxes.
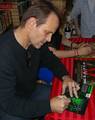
[45,38,95,120]
[45,58,95,120]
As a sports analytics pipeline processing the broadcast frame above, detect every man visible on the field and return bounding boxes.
[0,0,79,120]
[69,0,95,38]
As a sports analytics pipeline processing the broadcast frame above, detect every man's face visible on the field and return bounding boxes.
[28,13,59,49]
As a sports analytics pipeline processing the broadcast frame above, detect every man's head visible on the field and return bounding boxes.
[19,0,60,49]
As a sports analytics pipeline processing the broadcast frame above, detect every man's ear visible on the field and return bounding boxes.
[25,17,37,31]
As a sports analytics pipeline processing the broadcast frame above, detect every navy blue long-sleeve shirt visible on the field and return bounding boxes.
[0,30,68,118]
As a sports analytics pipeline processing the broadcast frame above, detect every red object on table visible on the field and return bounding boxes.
[45,38,95,120]
[69,37,95,43]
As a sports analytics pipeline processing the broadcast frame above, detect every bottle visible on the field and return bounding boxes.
[64,22,71,39]
[71,24,77,37]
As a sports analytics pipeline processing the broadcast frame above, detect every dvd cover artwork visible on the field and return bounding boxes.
[74,60,95,84]
[66,60,95,114]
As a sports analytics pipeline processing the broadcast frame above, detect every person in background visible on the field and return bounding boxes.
[49,43,92,58]
[0,0,80,120]
[50,0,76,48]
[68,0,95,38]
[47,0,92,58]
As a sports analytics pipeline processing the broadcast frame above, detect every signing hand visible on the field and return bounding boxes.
[50,95,71,113]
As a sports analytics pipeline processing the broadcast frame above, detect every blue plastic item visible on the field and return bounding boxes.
[38,67,54,84]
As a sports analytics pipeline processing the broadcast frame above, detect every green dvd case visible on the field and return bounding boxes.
[66,60,95,114]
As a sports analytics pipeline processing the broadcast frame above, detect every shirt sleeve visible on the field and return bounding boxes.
[40,44,68,79]
[70,0,81,19]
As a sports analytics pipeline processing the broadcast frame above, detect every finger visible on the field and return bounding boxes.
[62,95,67,99]
[75,83,80,91]
[73,87,78,98]
[58,95,71,104]
[48,47,55,51]
[63,95,70,101]
[63,105,68,109]
[63,97,71,105]
[62,84,67,94]
[79,42,89,48]
[73,82,80,97]
[68,84,73,97]
[58,95,65,98]
[78,42,85,48]
[63,104,69,111]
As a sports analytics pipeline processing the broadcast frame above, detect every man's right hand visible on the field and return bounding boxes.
[50,95,71,113]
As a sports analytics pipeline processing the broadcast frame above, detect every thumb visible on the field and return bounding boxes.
[48,47,55,52]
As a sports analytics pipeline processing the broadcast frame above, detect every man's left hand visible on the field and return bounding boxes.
[62,75,80,98]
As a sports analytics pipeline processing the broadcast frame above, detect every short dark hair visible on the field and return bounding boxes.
[21,0,61,26]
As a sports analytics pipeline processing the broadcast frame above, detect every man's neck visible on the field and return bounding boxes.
[14,27,30,49]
